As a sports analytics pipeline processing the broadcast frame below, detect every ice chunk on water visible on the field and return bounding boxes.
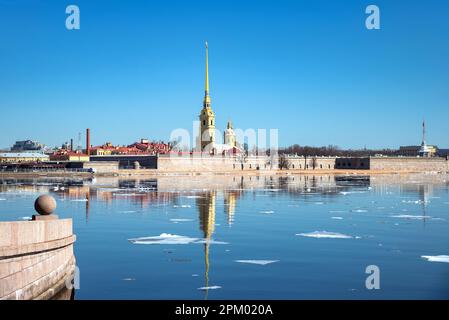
[195,239,229,245]
[340,191,366,195]
[128,233,199,245]
[401,200,428,204]
[392,215,434,220]
[235,260,279,265]
[129,233,227,245]
[421,255,449,263]
[296,231,354,239]
[198,286,221,290]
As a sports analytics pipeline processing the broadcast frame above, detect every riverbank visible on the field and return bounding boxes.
[1,168,447,179]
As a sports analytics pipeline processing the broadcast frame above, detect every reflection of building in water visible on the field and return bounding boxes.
[196,191,216,299]
[401,182,432,222]
[223,190,241,226]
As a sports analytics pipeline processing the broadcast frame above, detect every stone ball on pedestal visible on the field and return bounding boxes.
[34,195,57,215]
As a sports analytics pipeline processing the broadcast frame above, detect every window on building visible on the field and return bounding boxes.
[203,120,205,126]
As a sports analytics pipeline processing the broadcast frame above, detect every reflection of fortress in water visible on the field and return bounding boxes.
[1,174,448,295]
[2,174,448,224]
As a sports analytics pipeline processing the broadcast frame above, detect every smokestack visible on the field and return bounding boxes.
[86,128,91,156]
[70,139,73,151]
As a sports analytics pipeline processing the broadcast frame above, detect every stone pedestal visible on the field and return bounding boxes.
[32,214,59,221]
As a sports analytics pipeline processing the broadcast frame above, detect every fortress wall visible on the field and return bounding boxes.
[0,219,76,300]
[369,157,449,172]
[156,156,276,172]
[285,157,336,170]
[156,155,338,172]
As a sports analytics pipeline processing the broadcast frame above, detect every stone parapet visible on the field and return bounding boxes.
[0,218,76,300]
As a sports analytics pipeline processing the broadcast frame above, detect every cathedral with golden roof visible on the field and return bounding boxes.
[197,42,238,154]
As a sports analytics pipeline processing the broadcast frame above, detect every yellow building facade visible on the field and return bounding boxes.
[0,152,49,163]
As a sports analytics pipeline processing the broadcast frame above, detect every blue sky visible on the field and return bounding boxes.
[0,0,448,149]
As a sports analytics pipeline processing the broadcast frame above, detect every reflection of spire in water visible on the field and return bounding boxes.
[204,243,210,300]
[419,184,431,227]
[198,191,216,239]
[86,191,90,223]
[196,191,216,300]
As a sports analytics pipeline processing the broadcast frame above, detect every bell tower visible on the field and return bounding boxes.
[199,42,216,152]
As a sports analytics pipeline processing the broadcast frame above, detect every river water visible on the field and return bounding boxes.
[1,174,448,299]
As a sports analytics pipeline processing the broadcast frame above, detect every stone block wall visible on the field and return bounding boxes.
[0,219,76,300]
[369,157,449,172]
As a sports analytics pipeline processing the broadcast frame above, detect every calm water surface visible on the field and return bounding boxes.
[1,174,448,299]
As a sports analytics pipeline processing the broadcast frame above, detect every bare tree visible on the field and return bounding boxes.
[278,154,291,170]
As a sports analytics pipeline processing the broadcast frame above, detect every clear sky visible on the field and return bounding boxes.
[0,0,448,149]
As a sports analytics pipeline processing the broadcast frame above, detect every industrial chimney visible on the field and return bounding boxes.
[86,128,91,156]
[70,139,73,151]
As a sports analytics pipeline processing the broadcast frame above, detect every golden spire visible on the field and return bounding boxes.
[203,41,211,107]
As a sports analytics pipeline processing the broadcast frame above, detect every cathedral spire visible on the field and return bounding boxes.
[204,41,211,107]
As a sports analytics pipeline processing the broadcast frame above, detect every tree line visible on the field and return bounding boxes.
[278,144,398,157]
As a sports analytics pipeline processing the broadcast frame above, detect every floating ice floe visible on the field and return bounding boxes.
[340,191,366,195]
[195,239,229,245]
[331,217,343,220]
[263,189,282,192]
[421,255,449,263]
[235,260,279,265]
[170,219,193,222]
[128,233,228,245]
[296,231,356,239]
[198,286,221,290]
[259,210,274,214]
[401,200,428,204]
[129,233,199,245]
[173,205,191,208]
[391,215,434,220]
